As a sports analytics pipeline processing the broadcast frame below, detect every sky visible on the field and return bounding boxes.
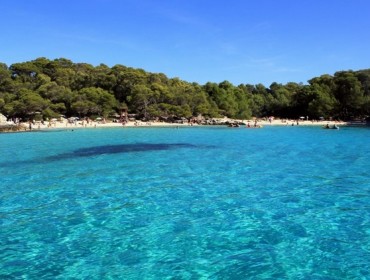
[2,0,370,86]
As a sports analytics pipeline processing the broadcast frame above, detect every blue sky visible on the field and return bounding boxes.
[2,0,370,86]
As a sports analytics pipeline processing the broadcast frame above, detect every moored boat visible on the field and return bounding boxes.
[323,124,339,129]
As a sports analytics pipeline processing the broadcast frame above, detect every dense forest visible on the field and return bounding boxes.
[0,57,369,121]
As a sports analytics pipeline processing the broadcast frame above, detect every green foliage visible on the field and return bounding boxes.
[71,100,96,116]
[0,57,368,121]
[308,90,337,119]
[42,108,60,119]
[333,71,364,118]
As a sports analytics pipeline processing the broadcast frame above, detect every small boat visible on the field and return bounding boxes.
[246,124,263,128]
[323,124,339,129]
[228,123,240,127]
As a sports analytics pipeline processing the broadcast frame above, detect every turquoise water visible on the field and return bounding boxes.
[1,126,370,279]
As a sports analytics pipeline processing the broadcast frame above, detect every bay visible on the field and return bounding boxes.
[1,126,370,279]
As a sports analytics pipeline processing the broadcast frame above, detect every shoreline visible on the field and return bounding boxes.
[1,118,351,132]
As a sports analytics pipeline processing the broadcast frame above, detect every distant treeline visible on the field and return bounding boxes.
[0,57,369,121]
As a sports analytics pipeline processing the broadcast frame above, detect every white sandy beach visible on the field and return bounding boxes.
[20,117,348,131]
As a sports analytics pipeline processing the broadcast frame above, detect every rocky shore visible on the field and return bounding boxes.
[0,124,27,133]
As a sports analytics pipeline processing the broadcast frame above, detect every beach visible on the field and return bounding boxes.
[16,118,348,131]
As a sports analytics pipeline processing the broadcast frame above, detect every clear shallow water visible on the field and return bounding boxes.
[1,126,370,279]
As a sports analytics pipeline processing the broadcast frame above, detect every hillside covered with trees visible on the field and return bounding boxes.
[0,57,369,121]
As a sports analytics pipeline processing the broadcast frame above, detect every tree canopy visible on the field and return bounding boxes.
[0,57,369,121]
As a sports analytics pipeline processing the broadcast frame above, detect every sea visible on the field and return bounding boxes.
[1,125,370,279]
